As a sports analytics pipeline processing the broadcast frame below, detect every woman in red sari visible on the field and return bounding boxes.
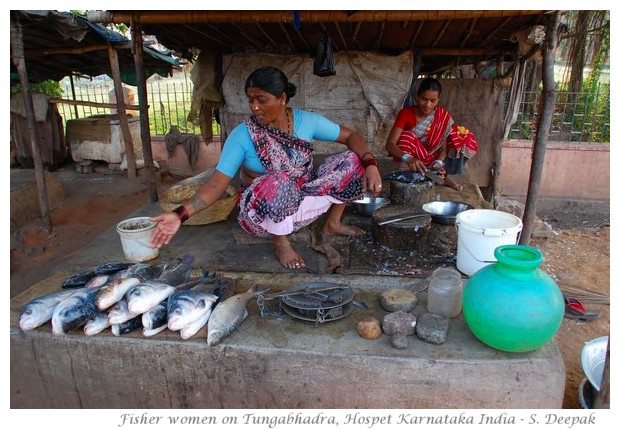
[385,78,477,175]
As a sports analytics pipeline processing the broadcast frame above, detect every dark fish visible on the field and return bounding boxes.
[51,288,100,334]
[156,254,195,286]
[111,315,143,336]
[94,261,135,275]
[125,263,163,280]
[382,170,428,184]
[141,298,169,330]
[60,267,98,289]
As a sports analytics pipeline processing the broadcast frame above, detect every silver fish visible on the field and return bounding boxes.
[83,311,110,336]
[107,299,139,325]
[180,308,213,340]
[141,299,169,330]
[95,277,142,311]
[85,274,110,289]
[19,289,79,331]
[142,325,168,337]
[207,284,268,346]
[125,281,176,314]
[51,288,100,335]
[167,290,218,331]
[111,315,142,336]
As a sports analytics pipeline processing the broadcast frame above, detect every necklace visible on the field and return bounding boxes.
[286,107,292,135]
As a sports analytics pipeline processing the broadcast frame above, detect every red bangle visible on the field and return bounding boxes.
[362,157,378,168]
[172,205,190,223]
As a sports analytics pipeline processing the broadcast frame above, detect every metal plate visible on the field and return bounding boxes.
[580,335,608,391]
[423,201,473,224]
[280,282,353,310]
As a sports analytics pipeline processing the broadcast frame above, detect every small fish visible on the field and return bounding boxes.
[19,289,80,331]
[156,254,194,286]
[108,299,139,325]
[142,325,168,337]
[125,281,176,314]
[180,308,213,340]
[60,267,98,289]
[83,311,110,336]
[51,288,100,335]
[85,274,111,289]
[95,277,142,311]
[167,290,218,331]
[207,284,269,346]
[142,299,169,330]
[382,170,428,184]
[111,315,142,336]
[94,261,135,275]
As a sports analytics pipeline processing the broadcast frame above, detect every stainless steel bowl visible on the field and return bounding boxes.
[581,335,608,391]
[422,201,473,224]
[351,196,390,217]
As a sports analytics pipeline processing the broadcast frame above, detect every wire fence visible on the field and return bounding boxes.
[58,76,609,143]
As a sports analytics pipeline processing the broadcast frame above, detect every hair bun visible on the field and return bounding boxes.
[286,82,297,99]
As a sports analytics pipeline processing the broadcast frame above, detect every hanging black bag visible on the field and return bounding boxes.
[313,32,336,77]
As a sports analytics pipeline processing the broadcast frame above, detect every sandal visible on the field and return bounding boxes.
[564,296,601,320]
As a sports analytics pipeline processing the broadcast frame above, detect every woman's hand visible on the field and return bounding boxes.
[149,212,182,248]
[363,165,383,196]
[405,156,428,173]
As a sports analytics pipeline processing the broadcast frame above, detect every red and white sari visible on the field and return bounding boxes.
[396,105,454,166]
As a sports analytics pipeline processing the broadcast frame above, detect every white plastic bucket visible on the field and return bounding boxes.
[455,209,523,276]
[116,217,159,262]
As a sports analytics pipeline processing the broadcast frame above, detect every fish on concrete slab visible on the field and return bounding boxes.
[83,311,110,336]
[125,281,176,314]
[94,277,142,311]
[167,290,218,331]
[107,298,139,325]
[51,287,100,335]
[180,308,213,340]
[207,284,269,346]
[111,315,142,336]
[141,298,169,330]
[19,289,80,331]
[155,254,195,286]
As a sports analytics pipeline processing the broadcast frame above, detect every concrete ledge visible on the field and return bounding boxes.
[11,271,565,409]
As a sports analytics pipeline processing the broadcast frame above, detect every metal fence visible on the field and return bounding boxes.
[59,77,609,143]
[505,84,610,143]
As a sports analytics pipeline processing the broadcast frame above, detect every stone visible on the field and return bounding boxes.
[390,332,409,349]
[416,312,449,345]
[356,316,382,340]
[382,311,417,336]
[379,288,418,312]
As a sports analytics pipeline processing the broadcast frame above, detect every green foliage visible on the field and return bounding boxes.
[11,80,63,97]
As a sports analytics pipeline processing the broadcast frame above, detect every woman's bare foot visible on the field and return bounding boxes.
[323,221,364,237]
[272,235,306,269]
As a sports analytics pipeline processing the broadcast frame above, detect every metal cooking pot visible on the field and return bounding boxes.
[423,201,473,224]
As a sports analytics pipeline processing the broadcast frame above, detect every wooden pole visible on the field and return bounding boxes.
[520,11,560,245]
[131,18,158,202]
[10,19,52,233]
[50,98,141,110]
[107,43,137,180]
[69,75,79,119]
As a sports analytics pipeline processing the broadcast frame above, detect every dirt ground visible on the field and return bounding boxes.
[9,165,610,409]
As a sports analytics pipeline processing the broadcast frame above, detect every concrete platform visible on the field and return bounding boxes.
[10,178,566,409]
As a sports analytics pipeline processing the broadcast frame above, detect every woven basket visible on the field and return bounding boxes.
[160,182,237,226]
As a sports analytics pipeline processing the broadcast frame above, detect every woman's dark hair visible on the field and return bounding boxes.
[417,77,442,96]
[245,66,297,103]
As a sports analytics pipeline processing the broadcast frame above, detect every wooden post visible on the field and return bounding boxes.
[131,18,158,202]
[10,19,52,233]
[69,75,79,118]
[520,12,560,245]
[107,43,137,180]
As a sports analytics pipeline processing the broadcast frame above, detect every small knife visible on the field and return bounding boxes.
[424,170,445,185]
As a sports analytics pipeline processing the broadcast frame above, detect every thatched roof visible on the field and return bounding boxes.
[88,10,555,75]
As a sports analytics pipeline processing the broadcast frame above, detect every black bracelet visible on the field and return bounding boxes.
[172,205,190,223]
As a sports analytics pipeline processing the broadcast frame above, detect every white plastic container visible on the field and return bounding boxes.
[427,267,463,317]
[116,217,159,262]
[455,209,523,276]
